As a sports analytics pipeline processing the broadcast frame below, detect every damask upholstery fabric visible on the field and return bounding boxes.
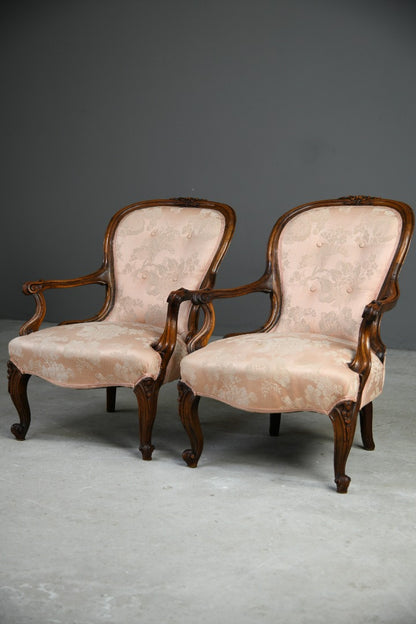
[273,205,402,343]
[106,206,226,337]
[9,321,188,389]
[180,333,385,415]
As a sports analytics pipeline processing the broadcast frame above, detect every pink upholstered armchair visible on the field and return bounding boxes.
[7,198,235,459]
[166,196,413,492]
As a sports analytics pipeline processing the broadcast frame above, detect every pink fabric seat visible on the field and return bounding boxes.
[9,321,187,389]
[180,332,385,416]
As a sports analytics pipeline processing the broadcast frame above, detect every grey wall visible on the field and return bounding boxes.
[1,0,415,348]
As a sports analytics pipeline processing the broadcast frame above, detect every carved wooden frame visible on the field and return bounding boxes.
[8,197,236,459]
[168,196,414,492]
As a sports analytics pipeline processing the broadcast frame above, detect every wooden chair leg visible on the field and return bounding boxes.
[8,361,31,440]
[329,401,359,493]
[106,387,117,412]
[360,402,375,450]
[269,413,281,436]
[134,377,160,460]
[178,381,202,467]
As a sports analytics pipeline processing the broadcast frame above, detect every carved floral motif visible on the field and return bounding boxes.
[337,195,376,205]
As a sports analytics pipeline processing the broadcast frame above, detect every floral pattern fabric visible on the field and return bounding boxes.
[274,205,401,343]
[9,321,188,389]
[180,332,385,415]
[106,206,226,337]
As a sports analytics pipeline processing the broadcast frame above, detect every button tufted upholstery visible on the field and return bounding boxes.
[273,205,402,343]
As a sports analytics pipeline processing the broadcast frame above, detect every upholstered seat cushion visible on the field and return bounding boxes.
[180,332,384,415]
[9,321,188,389]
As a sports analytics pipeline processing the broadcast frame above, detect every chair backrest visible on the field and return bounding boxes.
[269,197,413,344]
[105,198,235,337]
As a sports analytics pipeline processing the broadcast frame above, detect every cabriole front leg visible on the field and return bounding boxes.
[329,401,358,493]
[178,381,202,467]
[134,377,160,460]
[8,361,31,440]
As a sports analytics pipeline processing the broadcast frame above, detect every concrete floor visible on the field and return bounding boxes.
[1,319,415,624]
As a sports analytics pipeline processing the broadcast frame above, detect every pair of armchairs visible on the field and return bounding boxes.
[7,196,414,492]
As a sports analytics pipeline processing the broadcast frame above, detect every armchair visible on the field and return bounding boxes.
[168,196,413,492]
[8,197,236,459]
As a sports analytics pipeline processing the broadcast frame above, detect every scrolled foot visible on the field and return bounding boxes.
[182,449,199,468]
[139,444,155,461]
[335,475,351,494]
[11,422,28,441]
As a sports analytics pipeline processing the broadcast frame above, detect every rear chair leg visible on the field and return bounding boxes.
[106,387,117,413]
[269,413,281,436]
[178,381,202,467]
[360,402,375,451]
[8,361,31,440]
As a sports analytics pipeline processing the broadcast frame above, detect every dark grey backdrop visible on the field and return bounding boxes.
[2,0,415,348]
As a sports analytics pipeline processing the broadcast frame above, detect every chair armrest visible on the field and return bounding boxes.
[23,269,109,294]
[166,274,274,307]
[19,267,110,335]
[153,275,274,356]
[349,292,399,378]
[151,286,216,361]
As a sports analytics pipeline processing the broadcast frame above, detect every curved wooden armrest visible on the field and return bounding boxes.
[153,276,274,357]
[166,275,273,306]
[19,267,110,335]
[151,286,214,360]
[23,268,109,295]
[349,292,399,377]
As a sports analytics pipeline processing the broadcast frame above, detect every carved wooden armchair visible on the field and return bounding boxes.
[7,197,235,459]
[166,196,413,492]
